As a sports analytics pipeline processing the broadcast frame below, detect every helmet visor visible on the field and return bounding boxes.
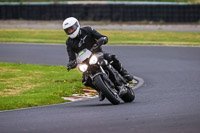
[64,22,78,35]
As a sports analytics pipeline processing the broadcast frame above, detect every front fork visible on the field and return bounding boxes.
[85,59,126,91]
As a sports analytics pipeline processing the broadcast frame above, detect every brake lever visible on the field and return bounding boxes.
[91,43,102,52]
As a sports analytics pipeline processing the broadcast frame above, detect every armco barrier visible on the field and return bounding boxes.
[0,2,200,22]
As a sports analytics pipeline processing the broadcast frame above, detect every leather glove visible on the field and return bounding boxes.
[97,37,108,46]
[91,37,108,52]
[67,60,77,71]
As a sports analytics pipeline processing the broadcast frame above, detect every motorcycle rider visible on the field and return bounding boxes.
[63,17,133,101]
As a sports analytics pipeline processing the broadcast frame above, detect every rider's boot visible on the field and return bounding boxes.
[98,91,105,101]
[92,86,105,101]
[93,87,105,101]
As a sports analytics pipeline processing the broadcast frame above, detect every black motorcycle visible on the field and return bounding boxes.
[68,46,135,105]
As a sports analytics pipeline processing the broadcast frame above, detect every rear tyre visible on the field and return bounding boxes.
[121,86,135,103]
[94,75,120,105]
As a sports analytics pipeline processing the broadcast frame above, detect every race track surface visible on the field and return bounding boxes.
[0,43,200,133]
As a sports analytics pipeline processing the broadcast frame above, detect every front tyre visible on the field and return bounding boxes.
[94,75,120,105]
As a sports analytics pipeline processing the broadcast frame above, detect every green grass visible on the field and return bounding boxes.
[0,62,85,111]
[0,28,200,46]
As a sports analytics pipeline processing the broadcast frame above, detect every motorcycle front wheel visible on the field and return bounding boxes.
[94,75,120,105]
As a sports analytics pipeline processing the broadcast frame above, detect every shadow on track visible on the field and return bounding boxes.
[68,100,139,108]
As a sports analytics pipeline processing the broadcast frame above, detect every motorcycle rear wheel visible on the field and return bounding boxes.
[94,75,120,105]
[120,86,135,103]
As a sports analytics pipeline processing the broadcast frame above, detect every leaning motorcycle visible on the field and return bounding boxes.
[68,45,135,105]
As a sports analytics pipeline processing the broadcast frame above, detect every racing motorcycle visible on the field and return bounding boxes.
[68,45,135,105]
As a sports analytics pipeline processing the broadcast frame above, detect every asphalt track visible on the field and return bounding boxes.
[0,43,200,133]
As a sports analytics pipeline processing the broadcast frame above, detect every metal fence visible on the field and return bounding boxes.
[0,2,200,22]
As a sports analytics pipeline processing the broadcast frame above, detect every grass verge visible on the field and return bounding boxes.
[0,28,199,46]
[0,62,84,111]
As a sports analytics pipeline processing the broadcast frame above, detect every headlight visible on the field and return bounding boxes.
[89,55,98,65]
[78,64,88,72]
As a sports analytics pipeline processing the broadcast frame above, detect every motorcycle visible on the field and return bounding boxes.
[68,45,135,105]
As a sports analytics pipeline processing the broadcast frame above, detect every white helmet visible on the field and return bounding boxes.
[62,17,80,39]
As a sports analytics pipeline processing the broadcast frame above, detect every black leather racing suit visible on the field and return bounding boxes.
[66,26,130,88]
